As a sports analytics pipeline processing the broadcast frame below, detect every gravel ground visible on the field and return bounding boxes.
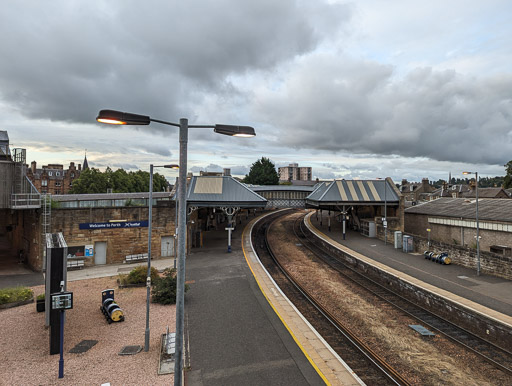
[0,276,176,386]
[268,213,510,385]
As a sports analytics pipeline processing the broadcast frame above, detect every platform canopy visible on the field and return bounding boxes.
[306,179,400,207]
[186,176,267,208]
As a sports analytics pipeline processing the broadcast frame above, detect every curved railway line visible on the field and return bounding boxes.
[251,209,512,385]
[295,212,512,378]
[252,209,409,385]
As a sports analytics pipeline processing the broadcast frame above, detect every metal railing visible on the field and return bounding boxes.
[11,193,41,208]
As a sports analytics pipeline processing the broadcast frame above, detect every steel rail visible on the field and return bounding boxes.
[296,213,512,377]
[262,212,410,386]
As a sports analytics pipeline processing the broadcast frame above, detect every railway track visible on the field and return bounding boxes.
[252,210,410,385]
[294,211,512,378]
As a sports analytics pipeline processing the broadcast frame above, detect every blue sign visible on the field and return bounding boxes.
[79,221,148,230]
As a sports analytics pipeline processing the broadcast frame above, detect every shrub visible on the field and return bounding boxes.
[151,268,189,305]
[37,293,45,301]
[119,266,160,286]
[0,286,34,305]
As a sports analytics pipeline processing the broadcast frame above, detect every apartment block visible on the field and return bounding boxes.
[279,163,312,182]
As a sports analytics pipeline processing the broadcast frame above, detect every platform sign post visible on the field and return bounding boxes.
[225,226,234,253]
[51,285,73,379]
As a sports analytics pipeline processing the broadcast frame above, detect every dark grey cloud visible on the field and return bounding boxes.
[255,55,512,165]
[0,0,349,127]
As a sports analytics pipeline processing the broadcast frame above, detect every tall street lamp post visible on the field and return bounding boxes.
[384,178,387,245]
[97,110,255,385]
[463,171,480,275]
[146,163,179,352]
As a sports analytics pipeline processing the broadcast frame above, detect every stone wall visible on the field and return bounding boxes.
[411,235,512,280]
[50,205,176,267]
[405,212,512,251]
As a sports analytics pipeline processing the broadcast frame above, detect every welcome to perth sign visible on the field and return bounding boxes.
[79,221,149,230]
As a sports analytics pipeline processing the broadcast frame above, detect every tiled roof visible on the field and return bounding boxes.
[405,198,512,222]
[462,187,509,198]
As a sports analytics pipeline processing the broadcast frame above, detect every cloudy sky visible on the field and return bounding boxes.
[1,0,511,183]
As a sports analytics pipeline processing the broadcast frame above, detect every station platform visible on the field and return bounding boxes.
[307,212,512,326]
[185,211,361,385]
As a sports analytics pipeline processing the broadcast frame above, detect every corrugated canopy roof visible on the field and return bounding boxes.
[187,176,267,208]
[306,179,400,206]
[405,198,512,222]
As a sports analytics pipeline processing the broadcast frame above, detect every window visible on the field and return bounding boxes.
[48,171,53,176]
[42,180,48,187]
[55,182,61,187]
[70,173,75,178]
[56,172,60,176]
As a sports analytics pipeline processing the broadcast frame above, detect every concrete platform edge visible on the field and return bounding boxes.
[305,212,512,330]
[242,210,364,386]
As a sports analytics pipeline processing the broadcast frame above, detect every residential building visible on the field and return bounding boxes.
[26,161,82,195]
[399,178,435,203]
[430,183,510,200]
[278,163,312,182]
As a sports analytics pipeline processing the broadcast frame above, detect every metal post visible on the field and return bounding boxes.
[174,186,178,269]
[145,164,154,352]
[384,179,387,245]
[58,310,64,378]
[476,172,480,276]
[342,206,346,240]
[227,215,233,253]
[174,118,188,385]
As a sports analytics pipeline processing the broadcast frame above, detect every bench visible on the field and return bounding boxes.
[124,253,148,263]
[67,259,85,269]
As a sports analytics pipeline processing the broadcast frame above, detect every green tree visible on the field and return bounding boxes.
[69,168,169,194]
[504,161,512,189]
[69,168,109,194]
[243,157,279,185]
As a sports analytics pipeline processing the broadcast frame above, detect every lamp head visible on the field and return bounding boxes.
[97,109,150,125]
[214,124,255,137]
[163,164,179,169]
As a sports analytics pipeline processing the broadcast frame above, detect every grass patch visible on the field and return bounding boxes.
[0,286,34,305]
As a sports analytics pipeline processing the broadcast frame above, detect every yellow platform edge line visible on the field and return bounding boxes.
[241,217,331,386]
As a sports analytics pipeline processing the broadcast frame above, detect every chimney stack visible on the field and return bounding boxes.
[31,161,36,174]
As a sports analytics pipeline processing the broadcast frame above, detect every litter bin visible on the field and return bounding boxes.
[403,235,413,253]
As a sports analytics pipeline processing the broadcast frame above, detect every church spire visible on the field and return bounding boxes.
[83,150,89,170]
